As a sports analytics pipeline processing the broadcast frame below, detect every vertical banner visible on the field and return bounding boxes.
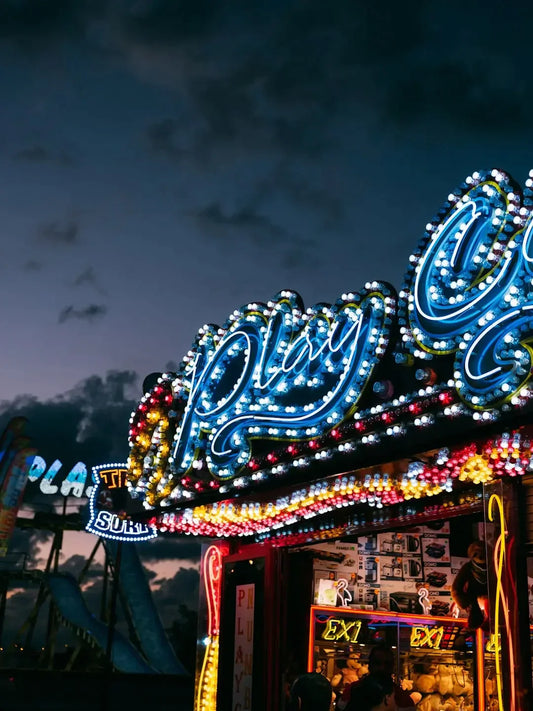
[0,445,35,556]
[0,418,27,490]
[233,583,255,711]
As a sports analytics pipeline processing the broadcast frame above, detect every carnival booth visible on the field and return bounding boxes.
[126,169,533,711]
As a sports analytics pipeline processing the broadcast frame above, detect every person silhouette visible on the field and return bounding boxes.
[288,672,334,711]
[344,671,397,711]
[338,644,416,711]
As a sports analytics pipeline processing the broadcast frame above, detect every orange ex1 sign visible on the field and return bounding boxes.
[410,625,445,649]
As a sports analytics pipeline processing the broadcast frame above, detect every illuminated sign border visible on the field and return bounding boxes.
[129,285,395,505]
[155,430,531,539]
[85,463,157,542]
[129,168,533,511]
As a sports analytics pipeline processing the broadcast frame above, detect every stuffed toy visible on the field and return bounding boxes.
[330,653,365,694]
[417,693,442,711]
[436,664,454,696]
[451,539,489,628]
[441,698,458,711]
[412,671,436,694]
[451,666,473,697]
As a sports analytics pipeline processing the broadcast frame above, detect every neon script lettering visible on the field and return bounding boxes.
[172,288,394,478]
[402,169,533,409]
[130,168,533,495]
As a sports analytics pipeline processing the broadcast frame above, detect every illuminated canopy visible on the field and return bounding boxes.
[127,169,533,538]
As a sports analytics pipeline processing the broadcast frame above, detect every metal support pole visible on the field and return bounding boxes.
[105,540,122,670]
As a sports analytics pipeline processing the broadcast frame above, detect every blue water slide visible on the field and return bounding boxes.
[104,540,187,675]
[46,572,154,674]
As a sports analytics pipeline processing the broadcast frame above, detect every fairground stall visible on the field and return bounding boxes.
[125,169,533,711]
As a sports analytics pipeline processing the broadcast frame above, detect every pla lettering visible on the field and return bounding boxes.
[27,456,89,498]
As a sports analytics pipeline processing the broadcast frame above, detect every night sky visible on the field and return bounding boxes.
[3,0,533,648]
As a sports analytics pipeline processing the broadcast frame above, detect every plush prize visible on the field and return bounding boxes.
[412,672,436,695]
[331,653,365,694]
[451,540,489,629]
[436,665,454,696]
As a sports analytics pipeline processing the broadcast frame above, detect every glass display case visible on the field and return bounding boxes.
[308,606,483,709]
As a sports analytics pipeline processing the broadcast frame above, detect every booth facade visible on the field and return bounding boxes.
[127,169,533,711]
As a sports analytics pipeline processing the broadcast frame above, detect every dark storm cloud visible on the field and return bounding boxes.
[125,1,533,152]
[192,200,319,268]
[0,369,138,472]
[27,528,54,546]
[13,144,74,165]
[151,567,200,613]
[139,536,201,563]
[252,164,344,228]
[38,220,78,245]
[71,267,107,295]
[58,304,107,324]
[72,267,96,287]
[60,553,104,579]
[3,1,533,140]
[146,119,183,161]
[0,582,43,645]
[122,0,219,45]
[0,0,102,44]
[385,58,529,132]
[141,565,158,582]
[14,145,50,162]
[129,1,426,161]
[22,259,42,271]
[5,526,52,564]
[193,202,288,245]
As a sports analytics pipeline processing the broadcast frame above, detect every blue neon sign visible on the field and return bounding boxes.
[130,168,533,500]
[400,168,533,408]
[170,287,395,479]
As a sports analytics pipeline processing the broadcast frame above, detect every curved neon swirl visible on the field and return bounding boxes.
[488,493,516,711]
[413,190,518,345]
[457,305,533,404]
[402,169,533,408]
[129,168,533,504]
[172,288,393,479]
[129,287,395,496]
[195,545,223,711]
